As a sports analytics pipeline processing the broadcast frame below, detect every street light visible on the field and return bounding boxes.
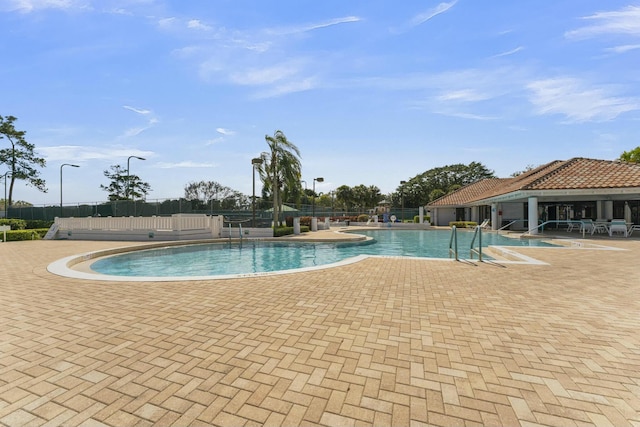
[126,155,146,200]
[60,163,80,218]
[251,157,263,227]
[312,177,324,217]
[400,180,407,223]
[2,171,10,217]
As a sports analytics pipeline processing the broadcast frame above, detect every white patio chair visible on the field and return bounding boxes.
[608,220,628,237]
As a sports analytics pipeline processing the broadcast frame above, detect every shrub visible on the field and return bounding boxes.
[0,229,47,242]
[448,221,477,228]
[26,220,54,229]
[357,214,369,222]
[0,218,27,230]
[414,215,431,224]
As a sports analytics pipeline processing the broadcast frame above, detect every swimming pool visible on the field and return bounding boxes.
[88,229,555,278]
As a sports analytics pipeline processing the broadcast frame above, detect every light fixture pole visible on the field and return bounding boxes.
[251,157,263,227]
[126,155,146,200]
[313,177,324,217]
[2,171,10,217]
[400,180,407,223]
[60,163,80,218]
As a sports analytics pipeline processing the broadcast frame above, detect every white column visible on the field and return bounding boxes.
[419,206,424,224]
[491,204,499,230]
[528,197,539,234]
[294,217,301,235]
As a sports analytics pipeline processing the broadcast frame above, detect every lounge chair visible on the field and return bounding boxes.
[629,224,640,236]
[579,219,595,234]
[608,219,628,237]
[479,219,490,229]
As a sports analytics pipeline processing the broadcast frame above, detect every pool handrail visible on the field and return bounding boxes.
[523,219,587,238]
[448,226,459,261]
[469,226,483,261]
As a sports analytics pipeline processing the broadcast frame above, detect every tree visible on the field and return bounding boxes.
[619,146,640,163]
[396,162,495,206]
[258,130,302,227]
[334,185,354,212]
[184,180,246,210]
[0,115,47,206]
[100,164,151,201]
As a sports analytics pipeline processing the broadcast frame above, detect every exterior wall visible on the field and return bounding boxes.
[432,208,456,226]
[499,203,526,230]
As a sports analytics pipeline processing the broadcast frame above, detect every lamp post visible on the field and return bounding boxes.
[2,171,10,217]
[312,177,324,217]
[400,180,407,223]
[126,155,146,200]
[251,157,263,227]
[60,163,80,218]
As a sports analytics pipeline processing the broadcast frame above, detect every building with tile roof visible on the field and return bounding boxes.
[426,158,640,233]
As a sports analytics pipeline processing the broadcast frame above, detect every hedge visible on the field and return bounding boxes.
[0,229,48,242]
[448,221,478,228]
[0,218,27,230]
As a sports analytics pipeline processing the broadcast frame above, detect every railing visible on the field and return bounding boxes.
[523,220,587,238]
[448,226,459,261]
[469,226,483,261]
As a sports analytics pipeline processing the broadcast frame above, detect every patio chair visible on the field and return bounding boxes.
[579,219,595,234]
[479,219,490,229]
[608,219,628,237]
[629,224,640,236]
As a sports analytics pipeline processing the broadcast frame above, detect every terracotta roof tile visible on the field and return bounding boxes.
[428,158,640,206]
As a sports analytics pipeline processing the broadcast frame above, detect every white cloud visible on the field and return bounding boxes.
[229,64,300,86]
[268,16,361,36]
[39,145,153,162]
[604,44,640,54]
[492,46,524,58]
[409,1,457,28]
[123,105,151,115]
[436,89,490,103]
[253,77,318,99]
[155,161,217,169]
[3,0,88,13]
[527,77,639,122]
[565,5,640,39]
[187,19,212,31]
[216,128,235,136]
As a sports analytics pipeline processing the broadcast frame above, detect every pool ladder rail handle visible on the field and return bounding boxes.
[448,226,459,261]
[470,226,483,261]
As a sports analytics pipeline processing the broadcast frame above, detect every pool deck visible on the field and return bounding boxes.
[1,229,639,426]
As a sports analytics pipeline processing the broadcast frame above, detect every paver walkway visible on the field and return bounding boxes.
[1,231,639,426]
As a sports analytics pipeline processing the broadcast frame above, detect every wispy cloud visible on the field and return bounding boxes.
[526,77,640,122]
[436,89,490,103]
[156,161,217,169]
[121,105,158,137]
[123,105,151,115]
[187,19,212,31]
[39,145,153,162]
[408,1,457,28]
[267,16,361,36]
[604,44,640,54]
[565,5,640,39]
[216,128,235,136]
[492,46,524,58]
[3,0,89,13]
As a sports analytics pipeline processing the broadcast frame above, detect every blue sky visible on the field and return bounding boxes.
[1,0,639,205]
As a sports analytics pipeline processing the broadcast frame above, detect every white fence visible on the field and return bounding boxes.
[52,214,227,241]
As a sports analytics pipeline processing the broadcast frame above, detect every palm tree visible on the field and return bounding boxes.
[259,130,302,228]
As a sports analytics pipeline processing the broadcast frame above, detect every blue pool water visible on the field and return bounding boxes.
[90,229,555,277]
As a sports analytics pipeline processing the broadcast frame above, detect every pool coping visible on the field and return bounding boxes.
[46,230,625,282]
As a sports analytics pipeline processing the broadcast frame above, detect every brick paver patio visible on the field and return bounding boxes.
[1,231,639,426]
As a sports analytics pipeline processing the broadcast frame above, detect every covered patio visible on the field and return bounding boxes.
[427,158,640,234]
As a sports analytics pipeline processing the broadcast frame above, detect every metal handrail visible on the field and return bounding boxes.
[469,226,483,261]
[523,219,587,238]
[448,226,459,261]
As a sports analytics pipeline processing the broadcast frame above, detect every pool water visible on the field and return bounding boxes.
[90,229,555,277]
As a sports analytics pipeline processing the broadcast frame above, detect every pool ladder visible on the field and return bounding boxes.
[228,223,244,242]
[448,225,483,261]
